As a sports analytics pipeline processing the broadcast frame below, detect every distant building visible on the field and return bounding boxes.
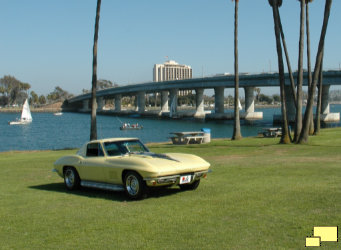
[153,60,192,96]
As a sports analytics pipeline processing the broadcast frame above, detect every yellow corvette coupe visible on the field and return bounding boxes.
[53,138,211,199]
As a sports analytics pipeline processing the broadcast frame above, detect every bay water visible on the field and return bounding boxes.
[1,105,340,152]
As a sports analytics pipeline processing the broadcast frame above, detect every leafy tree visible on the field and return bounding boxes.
[226,95,234,106]
[178,94,195,106]
[0,75,31,104]
[272,94,281,103]
[47,86,72,103]
[82,80,118,93]
[30,91,39,105]
[254,88,261,102]
[39,95,46,105]
[0,96,9,106]
[259,94,273,104]
[97,79,118,90]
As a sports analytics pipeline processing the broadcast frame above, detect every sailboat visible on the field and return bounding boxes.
[238,99,242,110]
[9,99,33,125]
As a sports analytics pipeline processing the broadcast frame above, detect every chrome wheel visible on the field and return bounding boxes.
[64,167,80,190]
[126,174,140,196]
[124,171,145,199]
[65,169,75,188]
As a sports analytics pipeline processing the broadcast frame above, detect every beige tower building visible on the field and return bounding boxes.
[153,60,192,96]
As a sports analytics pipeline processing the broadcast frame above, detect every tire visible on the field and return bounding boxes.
[64,167,80,191]
[124,171,145,199]
[179,179,200,191]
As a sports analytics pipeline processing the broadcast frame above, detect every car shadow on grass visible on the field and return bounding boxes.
[29,182,183,201]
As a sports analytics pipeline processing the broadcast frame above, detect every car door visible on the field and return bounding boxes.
[102,141,126,184]
[79,142,106,182]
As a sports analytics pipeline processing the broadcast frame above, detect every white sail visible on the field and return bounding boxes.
[238,99,242,110]
[21,99,32,122]
[9,99,32,125]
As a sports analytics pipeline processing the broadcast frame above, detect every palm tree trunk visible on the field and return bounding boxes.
[90,0,102,141]
[299,0,332,144]
[294,0,305,142]
[306,2,315,135]
[314,51,324,135]
[271,1,290,144]
[232,0,242,140]
[278,12,297,108]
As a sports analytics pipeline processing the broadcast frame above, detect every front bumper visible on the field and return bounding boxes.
[143,169,211,187]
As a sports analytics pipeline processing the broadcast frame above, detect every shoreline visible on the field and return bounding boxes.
[0,107,62,113]
[1,102,340,114]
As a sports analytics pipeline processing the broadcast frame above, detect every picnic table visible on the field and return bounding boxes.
[260,127,282,138]
[170,131,205,145]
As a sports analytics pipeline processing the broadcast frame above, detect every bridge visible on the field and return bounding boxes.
[65,70,341,122]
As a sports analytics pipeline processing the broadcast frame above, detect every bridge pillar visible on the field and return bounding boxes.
[161,91,169,113]
[321,85,330,115]
[137,91,146,113]
[321,84,340,122]
[194,88,205,118]
[169,89,178,117]
[82,99,89,111]
[114,94,121,112]
[97,97,104,111]
[214,87,225,114]
[244,87,255,113]
[244,87,263,120]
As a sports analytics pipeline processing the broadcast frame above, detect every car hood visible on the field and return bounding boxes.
[124,152,210,176]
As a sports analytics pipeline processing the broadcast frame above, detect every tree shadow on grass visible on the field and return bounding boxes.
[29,182,183,202]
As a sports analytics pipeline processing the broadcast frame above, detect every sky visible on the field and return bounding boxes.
[1,0,341,96]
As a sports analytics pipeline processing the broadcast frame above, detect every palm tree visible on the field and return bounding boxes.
[232,0,242,140]
[299,0,333,143]
[254,87,261,102]
[278,11,297,108]
[314,50,324,135]
[306,0,315,135]
[294,0,306,142]
[268,0,291,144]
[90,0,102,141]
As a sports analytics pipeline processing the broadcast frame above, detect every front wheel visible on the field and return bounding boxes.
[179,179,200,191]
[124,171,145,199]
[64,167,80,190]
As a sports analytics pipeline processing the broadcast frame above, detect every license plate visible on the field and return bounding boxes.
[180,175,191,184]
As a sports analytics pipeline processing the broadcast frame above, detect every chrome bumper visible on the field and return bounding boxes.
[144,169,211,187]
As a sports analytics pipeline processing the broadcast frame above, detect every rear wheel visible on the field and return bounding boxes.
[124,171,145,199]
[179,179,200,191]
[64,167,80,190]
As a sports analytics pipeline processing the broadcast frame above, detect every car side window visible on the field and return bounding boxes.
[104,142,123,156]
[86,143,104,157]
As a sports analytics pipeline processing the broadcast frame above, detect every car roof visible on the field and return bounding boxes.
[88,138,139,144]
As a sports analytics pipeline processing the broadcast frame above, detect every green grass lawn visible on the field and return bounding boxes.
[1,128,341,249]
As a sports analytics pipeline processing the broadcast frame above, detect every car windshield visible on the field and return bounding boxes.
[104,140,149,156]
